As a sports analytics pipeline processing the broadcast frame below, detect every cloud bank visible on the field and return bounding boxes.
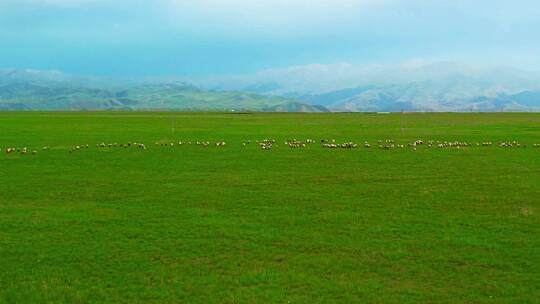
[1,0,539,76]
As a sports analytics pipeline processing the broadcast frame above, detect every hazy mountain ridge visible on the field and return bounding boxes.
[2,64,540,112]
[223,63,540,112]
[299,83,540,112]
[0,70,325,112]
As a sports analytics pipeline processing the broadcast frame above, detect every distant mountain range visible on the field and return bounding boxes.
[2,63,540,112]
[293,85,540,112]
[202,62,540,112]
[0,69,327,112]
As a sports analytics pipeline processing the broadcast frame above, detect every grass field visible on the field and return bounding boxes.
[0,112,539,303]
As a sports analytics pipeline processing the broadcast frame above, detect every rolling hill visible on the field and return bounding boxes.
[3,66,540,112]
[210,63,540,112]
[0,69,326,112]
[297,85,540,112]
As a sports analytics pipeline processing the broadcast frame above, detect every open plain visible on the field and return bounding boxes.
[0,112,539,303]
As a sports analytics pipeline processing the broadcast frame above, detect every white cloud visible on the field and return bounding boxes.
[165,0,390,36]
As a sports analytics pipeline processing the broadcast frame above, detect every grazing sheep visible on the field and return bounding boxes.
[286,140,308,148]
[28,137,538,157]
[322,143,337,149]
[499,141,521,148]
[260,143,272,150]
[340,142,357,149]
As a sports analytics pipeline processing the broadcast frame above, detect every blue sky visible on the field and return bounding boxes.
[1,0,539,77]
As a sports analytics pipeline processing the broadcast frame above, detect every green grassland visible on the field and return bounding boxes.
[0,112,539,303]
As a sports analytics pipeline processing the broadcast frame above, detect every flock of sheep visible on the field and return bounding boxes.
[156,141,227,148]
[246,138,538,151]
[3,146,50,155]
[2,139,539,156]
